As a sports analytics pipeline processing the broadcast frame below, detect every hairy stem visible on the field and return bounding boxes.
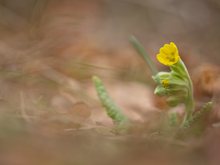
[179,60,195,126]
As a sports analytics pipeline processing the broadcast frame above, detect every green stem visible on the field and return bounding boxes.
[182,94,194,125]
[179,60,195,126]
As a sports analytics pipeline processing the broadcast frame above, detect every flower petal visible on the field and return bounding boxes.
[156,42,180,66]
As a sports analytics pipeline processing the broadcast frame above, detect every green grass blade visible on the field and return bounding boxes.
[130,36,158,75]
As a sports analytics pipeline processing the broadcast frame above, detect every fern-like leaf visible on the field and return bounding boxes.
[92,76,128,125]
[183,102,213,128]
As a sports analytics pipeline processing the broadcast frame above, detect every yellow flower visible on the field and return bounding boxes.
[156,42,180,66]
[162,79,169,88]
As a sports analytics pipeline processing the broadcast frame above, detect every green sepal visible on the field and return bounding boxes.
[167,96,185,107]
[170,60,187,78]
[154,84,188,97]
[152,71,171,84]
[154,86,168,96]
[153,71,188,87]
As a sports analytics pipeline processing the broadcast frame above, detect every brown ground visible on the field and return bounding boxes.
[0,0,220,165]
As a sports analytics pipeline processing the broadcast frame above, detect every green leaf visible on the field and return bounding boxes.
[130,36,158,75]
[92,76,128,125]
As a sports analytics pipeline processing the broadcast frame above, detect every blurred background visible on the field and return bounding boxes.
[0,0,220,164]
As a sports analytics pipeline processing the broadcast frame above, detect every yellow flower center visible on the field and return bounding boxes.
[156,42,180,66]
[162,79,169,88]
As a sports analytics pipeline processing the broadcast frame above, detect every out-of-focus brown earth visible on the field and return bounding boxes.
[0,0,220,164]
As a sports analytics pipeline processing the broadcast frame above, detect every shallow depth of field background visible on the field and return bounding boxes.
[0,0,220,165]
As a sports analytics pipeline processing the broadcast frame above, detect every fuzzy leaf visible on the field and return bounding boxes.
[92,76,128,125]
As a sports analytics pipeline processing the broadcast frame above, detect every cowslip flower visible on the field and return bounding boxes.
[157,42,180,66]
[131,37,210,129]
[154,42,195,126]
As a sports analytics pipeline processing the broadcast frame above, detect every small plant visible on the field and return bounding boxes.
[153,41,195,127]
[92,76,128,127]
[93,36,213,134]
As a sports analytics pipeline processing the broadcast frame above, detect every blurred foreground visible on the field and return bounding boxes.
[0,0,220,164]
